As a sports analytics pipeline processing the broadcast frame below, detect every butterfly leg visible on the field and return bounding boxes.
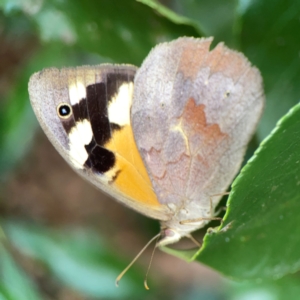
[186,233,202,247]
[179,192,230,225]
[209,191,229,218]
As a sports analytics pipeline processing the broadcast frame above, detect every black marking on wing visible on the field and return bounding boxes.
[62,67,136,174]
[84,143,115,174]
[106,71,132,104]
[82,70,135,174]
[111,170,121,183]
[86,82,111,146]
[72,97,89,123]
[110,123,122,131]
[60,118,75,134]
[84,138,97,154]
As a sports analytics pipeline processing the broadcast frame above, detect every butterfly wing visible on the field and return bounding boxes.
[29,65,170,220]
[132,37,264,226]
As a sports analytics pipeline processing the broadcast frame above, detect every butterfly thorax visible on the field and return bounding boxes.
[157,199,215,246]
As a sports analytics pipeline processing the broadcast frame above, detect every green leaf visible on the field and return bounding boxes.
[196,103,300,280]
[27,0,198,65]
[0,241,41,300]
[4,221,149,298]
[136,0,202,34]
[161,246,198,262]
[230,275,300,300]
[240,0,300,140]
[167,0,239,46]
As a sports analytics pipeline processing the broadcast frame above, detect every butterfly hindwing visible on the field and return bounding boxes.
[132,37,264,240]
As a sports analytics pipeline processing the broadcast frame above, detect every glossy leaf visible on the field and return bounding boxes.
[240,0,300,140]
[230,275,300,300]
[137,0,202,34]
[197,103,300,280]
[167,0,238,46]
[34,0,197,64]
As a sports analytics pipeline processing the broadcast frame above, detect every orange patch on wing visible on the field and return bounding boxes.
[105,125,160,206]
[177,38,211,79]
[181,98,227,147]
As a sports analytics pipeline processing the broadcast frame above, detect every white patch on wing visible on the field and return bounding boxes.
[68,119,93,169]
[99,166,118,184]
[69,82,86,105]
[108,82,133,126]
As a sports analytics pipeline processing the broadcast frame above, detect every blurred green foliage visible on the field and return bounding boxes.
[1,0,300,299]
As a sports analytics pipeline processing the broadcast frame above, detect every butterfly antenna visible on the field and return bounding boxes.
[144,234,160,290]
[115,233,161,287]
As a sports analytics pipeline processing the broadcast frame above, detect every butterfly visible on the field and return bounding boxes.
[28,37,264,247]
